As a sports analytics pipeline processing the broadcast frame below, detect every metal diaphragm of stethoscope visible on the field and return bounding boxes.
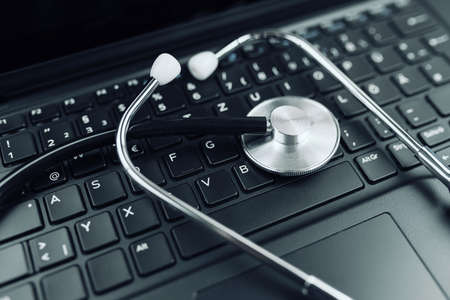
[3,30,450,299]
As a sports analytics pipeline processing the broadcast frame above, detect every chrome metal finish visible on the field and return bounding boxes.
[242,97,340,176]
[116,79,350,300]
[217,31,450,189]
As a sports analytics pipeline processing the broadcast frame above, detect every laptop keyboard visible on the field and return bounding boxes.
[1,0,450,299]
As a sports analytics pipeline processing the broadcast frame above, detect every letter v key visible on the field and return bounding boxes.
[200,177,210,187]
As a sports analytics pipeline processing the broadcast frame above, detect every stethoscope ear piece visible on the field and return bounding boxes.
[150,53,181,85]
[187,51,218,80]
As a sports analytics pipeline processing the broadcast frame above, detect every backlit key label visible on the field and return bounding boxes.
[29,228,75,270]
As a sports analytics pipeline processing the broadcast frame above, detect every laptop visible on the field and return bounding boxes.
[0,0,449,299]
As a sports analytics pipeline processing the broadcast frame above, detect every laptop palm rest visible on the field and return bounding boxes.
[196,214,445,300]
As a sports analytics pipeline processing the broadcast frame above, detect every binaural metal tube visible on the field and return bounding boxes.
[215,31,450,190]
[116,78,352,300]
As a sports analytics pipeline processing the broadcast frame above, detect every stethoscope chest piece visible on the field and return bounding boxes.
[241,96,340,176]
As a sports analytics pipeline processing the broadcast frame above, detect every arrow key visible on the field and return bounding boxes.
[29,228,75,271]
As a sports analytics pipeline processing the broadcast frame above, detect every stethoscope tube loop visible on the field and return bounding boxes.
[116,78,351,299]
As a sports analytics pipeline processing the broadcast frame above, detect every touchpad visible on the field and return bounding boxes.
[196,214,445,300]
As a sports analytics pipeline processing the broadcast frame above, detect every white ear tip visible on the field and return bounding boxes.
[188,51,218,81]
[150,53,181,85]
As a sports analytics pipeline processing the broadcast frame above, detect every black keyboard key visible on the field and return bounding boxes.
[396,39,430,64]
[242,42,268,58]
[419,124,450,147]
[421,57,450,85]
[436,146,450,166]
[367,115,394,140]
[126,78,145,98]
[321,20,346,34]
[398,97,436,128]
[365,22,397,45]
[341,121,375,152]
[0,243,33,286]
[423,29,450,58]
[392,0,419,13]
[248,57,282,84]
[77,111,113,136]
[62,95,93,114]
[112,101,151,124]
[267,36,291,48]
[69,149,107,178]
[110,140,145,163]
[313,38,343,60]
[76,212,119,253]
[161,184,199,221]
[330,90,366,117]
[388,141,420,169]
[147,135,182,151]
[339,55,375,82]
[118,198,160,236]
[336,31,370,55]
[278,75,315,97]
[392,67,430,96]
[217,67,251,94]
[213,98,249,117]
[87,249,132,293]
[0,200,42,242]
[0,113,25,135]
[44,185,86,223]
[220,51,242,67]
[41,266,87,300]
[356,149,397,183]
[196,170,238,206]
[368,47,404,73]
[201,136,239,165]
[95,83,126,104]
[300,27,321,41]
[172,162,363,258]
[184,78,220,104]
[31,164,68,191]
[0,284,36,300]
[363,77,401,106]
[40,122,76,151]
[345,12,369,28]
[149,86,187,116]
[133,157,166,186]
[368,4,393,20]
[233,161,274,192]
[131,234,175,276]
[86,172,127,207]
[278,49,315,74]
[164,147,203,179]
[29,228,75,270]
[393,12,436,36]
[309,69,340,93]
[245,86,279,107]
[30,104,60,124]
[177,106,212,119]
[385,106,409,129]
[427,85,450,116]
[0,132,37,164]
[127,175,143,194]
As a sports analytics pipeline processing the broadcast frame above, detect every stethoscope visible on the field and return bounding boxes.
[2,30,450,299]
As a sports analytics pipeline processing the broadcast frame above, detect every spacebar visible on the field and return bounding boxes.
[172,162,363,258]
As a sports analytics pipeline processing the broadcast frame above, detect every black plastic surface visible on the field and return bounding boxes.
[196,214,444,300]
